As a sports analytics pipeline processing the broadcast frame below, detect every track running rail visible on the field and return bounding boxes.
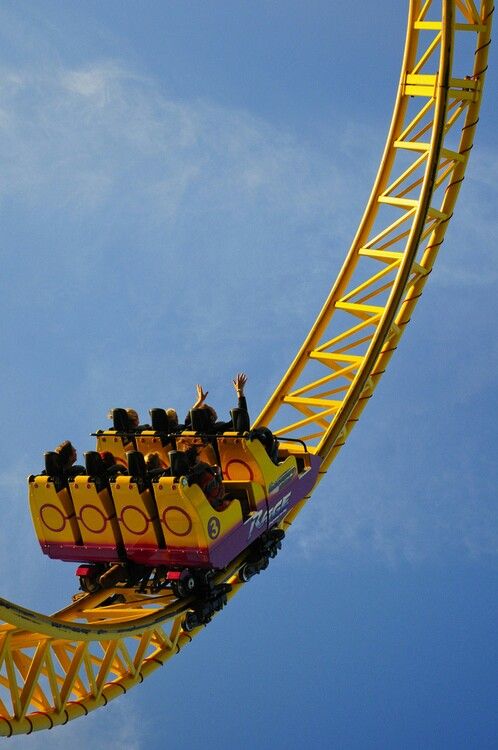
[0,1,492,735]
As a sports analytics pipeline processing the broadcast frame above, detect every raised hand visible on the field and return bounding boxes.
[194,384,208,408]
[233,372,247,395]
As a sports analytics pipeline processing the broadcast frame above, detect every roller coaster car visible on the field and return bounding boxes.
[28,430,321,594]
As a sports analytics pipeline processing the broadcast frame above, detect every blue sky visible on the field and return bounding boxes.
[0,2,497,748]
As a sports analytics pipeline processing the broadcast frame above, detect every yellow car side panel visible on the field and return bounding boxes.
[243,438,299,494]
[71,478,123,548]
[175,434,218,466]
[95,432,133,465]
[135,433,173,467]
[154,478,242,554]
[111,476,165,549]
[223,479,266,512]
[29,477,82,546]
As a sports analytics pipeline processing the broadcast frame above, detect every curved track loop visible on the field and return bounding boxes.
[256,0,493,473]
[0,1,492,735]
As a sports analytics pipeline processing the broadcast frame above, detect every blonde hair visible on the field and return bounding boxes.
[144,451,162,470]
[55,440,75,466]
[166,408,178,424]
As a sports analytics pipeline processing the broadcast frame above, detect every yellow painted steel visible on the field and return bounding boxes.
[29,478,82,549]
[135,432,174,467]
[255,0,493,479]
[0,1,492,735]
[71,477,123,549]
[95,431,133,466]
[111,476,165,552]
[154,477,241,553]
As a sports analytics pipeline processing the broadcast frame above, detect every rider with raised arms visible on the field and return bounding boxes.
[185,372,248,433]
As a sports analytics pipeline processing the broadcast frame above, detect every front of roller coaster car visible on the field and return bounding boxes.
[28,431,321,588]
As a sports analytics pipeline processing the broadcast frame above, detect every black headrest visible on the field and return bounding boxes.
[44,451,63,477]
[190,408,215,433]
[230,408,250,433]
[112,408,130,432]
[248,426,279,462]
[252,426,272,448]
[150,408,171,432]
[127,451,147,483]
[168,450,190,479]
[84,451,107,478]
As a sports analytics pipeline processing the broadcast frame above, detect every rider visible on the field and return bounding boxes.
[184,447,227,511]
[184,373,249,433]
[125,408,151,432]
[165,408,186,432]
[144,451,170,479]
[55,440,85,478]
[99,451,127,478]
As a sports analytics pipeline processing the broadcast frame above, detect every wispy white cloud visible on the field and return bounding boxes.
[0,57,373,421]
[0,45,496,582]
[289,398,498,566]
[0,58,496,571]
[292,472,498,566]
[6,697,144,749]
[0,61,353,226]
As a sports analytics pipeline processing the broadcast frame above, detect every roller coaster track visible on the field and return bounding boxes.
[0,0,492,735]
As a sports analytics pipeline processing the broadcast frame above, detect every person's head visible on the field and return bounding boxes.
[202,404,217,423]
[144,452,162,470]
[99,451,116,469]
[185,446,199,467]
[166,408,179,428]
[126,408,140,429]
[55,440,77,468]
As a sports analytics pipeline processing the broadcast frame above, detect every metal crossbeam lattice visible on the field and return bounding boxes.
[254,0,493,479]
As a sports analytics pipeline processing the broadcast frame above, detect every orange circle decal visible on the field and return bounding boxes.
[162,506,192,537]
[40,504,67,533]
[78,505,107,534]
[225,459,254,481]
[120,506,150,535]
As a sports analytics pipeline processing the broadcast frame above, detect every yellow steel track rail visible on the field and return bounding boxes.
[0,1,492,735]
[255,0,493,476]
[0,557,245,736]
